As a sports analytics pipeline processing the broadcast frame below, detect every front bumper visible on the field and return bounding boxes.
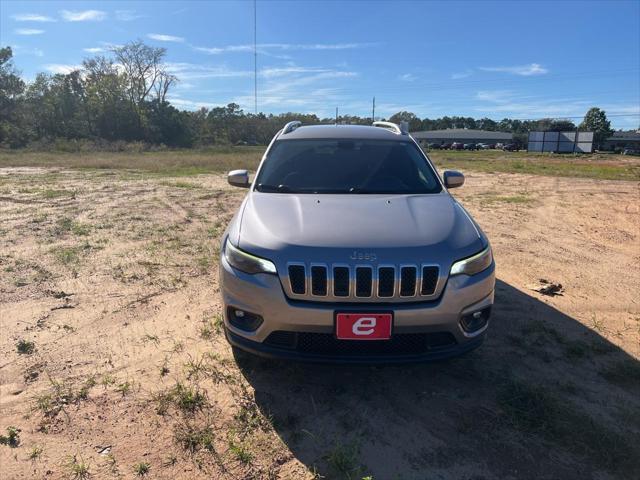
[220,253,495,362]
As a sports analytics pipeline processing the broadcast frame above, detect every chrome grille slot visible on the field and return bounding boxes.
[378,267,395,297]
[421,266,439,295]
[355,267,373,297]
[311,266,327,296]
[400,266,417,296]
[288,265,306,294]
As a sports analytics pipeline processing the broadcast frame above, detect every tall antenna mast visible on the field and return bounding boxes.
[372,96,375,122]
[253,0,257,114]
[335,107,338,124]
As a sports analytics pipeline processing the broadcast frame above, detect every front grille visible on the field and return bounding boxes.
[286,262,441,302]
[264,330,456,356]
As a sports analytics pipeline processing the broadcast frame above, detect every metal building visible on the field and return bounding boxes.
[527,131,593,153]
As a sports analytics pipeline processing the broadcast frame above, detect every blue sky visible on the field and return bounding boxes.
[1,0,639,128]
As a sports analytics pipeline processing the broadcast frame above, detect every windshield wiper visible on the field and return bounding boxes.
[255,183,295,193]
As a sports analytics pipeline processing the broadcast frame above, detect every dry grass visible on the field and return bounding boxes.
[0,161,638,479]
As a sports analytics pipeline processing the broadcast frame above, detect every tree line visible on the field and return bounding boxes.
[0,41,614,149]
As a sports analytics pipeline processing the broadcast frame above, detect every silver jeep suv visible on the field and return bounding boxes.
[220,121,495,362]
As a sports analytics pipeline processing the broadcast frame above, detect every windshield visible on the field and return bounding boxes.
[255,139,442,194]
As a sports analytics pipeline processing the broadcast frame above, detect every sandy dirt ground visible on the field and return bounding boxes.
[0,168,638,480]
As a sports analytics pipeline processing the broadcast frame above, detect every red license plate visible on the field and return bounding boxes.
[335,313,392,340]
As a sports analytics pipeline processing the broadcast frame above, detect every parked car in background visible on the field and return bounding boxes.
[463,143,476,150]
[486,143,496,149]
[441,143,452,150]
[428,143,441,150]
[503,143,519,151]
[451,142,464,150]
[495,143,504,150]
[622,148,639,155]
[475,143,489,149]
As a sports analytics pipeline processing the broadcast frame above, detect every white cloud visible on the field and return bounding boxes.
[479,63,548,76]
[148,33,185,43]
[44,64,83,74]
[11,45,44,57]
[115,10,144,21]
[193,42,377,55]
[12,13,56,22]
[451,70,472,79]
[398,73,416,82]
[164,62,252,80]
[60,10,107,22]
[83,47,105,54]
[260,66,334,78]
[15,28,45,35]
[167,97,221,109]
[476,90,515,102]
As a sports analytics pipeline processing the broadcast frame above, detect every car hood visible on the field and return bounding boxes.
[235,192,485,266]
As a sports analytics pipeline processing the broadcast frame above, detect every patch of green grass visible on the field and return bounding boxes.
[76,376,97,400]
[42,189,75,199]
[154,382,208,415]
[101,374,116,387]
[16,339,35,355]
[0,426,21,447]
[65,455,90,479]
[199,321,215,340]
[33,377,94,420]
[174,422,216,453]
[0,147,265,175]
[51,245,82,266]
[430,150,640,181]
[325,442,362,479]
[28,445,43,459]
[133,462,150,476]
[228,438,253,464]
[116,381,132,397]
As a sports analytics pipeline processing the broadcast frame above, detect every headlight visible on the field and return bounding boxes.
[450,246,493,276]
[224,238,277,275]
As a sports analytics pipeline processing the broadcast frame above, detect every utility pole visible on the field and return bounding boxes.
[372,96,375,122]
[253,0,257,114]
[335,107,338,124]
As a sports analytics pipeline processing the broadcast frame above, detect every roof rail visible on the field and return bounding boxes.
[282,121,302,135]
[372,121,408,135]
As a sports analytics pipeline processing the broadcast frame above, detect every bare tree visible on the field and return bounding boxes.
[153,71,177,103]
[111,40,176,111]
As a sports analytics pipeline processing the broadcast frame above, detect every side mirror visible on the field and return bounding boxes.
[228,169,250,188]
[443,170,465,189]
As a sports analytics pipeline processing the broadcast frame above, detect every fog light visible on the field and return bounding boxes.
[227,307,263,332]
[460,307,491,333]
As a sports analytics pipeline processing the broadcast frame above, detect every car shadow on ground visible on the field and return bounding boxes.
[235,279,640,480]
